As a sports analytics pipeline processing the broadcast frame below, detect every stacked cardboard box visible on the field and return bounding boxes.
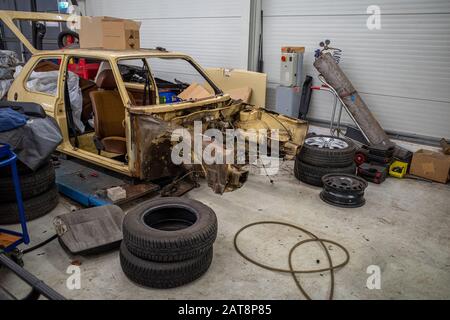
[79,16,141,50]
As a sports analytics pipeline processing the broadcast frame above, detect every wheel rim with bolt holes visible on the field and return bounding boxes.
[320,174,367,208]
[323,174,368,192]
[305,136,349,149]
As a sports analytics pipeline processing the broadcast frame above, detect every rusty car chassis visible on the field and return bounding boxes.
[1,11,308,194]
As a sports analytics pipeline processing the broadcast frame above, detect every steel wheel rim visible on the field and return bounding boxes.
[320,191,366,208]
[322,174,367,192]
[320,174,367,208]
[305,136,349,150]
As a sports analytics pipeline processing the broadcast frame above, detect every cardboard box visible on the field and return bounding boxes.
[410,149,450,183]
[281,46,305,53]
[79,16,141,50]
[227,87,252,103]
[205,68,267,107]
[178,83,211,101]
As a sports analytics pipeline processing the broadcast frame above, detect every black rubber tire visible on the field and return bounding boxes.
[0,160,45,177]
[123,197,217,262]
[57,30,79,49]
[294,159,356,187]
[299,135,356,168]
[0,162,55,202]
[0,185,59,225]
[120,242,213,289]
[366,145,395,158]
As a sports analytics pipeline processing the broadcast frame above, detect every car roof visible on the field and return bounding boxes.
[0,11,190,60]
[33,48,189,59]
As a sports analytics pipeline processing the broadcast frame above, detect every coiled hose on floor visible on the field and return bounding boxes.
[234,221,350,300]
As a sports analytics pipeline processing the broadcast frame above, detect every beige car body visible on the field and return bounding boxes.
[1,11,308,193]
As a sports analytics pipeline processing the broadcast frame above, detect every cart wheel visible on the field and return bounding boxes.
[354,152,367,166]
[2,249,24,267]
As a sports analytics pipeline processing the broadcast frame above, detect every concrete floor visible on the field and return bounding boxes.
[1,157,449,300]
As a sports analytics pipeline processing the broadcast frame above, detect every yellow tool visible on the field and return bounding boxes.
[389,160,408,178]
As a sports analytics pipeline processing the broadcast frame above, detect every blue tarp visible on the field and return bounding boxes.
[0,103,62,171]
[0,108,28,133]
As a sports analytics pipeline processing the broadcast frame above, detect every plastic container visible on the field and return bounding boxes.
[389,160,408,178]
[57,0,70,14]
[159,91,180,104]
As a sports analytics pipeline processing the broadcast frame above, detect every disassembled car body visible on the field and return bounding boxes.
[1,11,308,193]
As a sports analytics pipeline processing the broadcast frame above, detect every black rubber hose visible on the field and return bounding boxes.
[234,221,350,300]
[22,234,58,255]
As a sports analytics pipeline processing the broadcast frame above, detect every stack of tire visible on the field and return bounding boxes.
[294,135,356,187]
[120,197,217,288]
[0,160,58,225]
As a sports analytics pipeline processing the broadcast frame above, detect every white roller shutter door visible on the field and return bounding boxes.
[85,0,250,70]
[262,0,450,140]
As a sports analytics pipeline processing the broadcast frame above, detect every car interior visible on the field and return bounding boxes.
[54,56,218,163]
[89,69,128,156]
[63,58,130,161]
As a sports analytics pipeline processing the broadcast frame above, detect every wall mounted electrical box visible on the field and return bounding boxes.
[279,47,305,87]
[280,52,298,87]
[276,46,305,117]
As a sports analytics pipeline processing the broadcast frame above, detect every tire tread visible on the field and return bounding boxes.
[0,185,59,225]
[122,198,218,262]
[120,242,213,288]
[294,159,356,187]
[299,135,356,168]
[0,161,55,202]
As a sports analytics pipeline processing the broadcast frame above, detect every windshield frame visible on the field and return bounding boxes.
[116,54,223,107]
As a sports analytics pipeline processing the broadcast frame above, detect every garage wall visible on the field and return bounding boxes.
[262,0,450,140]
[85,0,250,70]
[0,0,62,58]
[84,0,449,141]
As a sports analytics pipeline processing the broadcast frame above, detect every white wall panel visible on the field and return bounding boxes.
[85,0,250,69]
[263,0,450,15]
[87,1,244,19]
[85,0,449,139]
[263,0,450,140]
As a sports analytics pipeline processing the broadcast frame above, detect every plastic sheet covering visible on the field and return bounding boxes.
[0,116,63,170]
[15,66,85,133]
[0,108,28,132]
[0,67,14,80]
[0,50,20,99]
[0,50,20,68]
[0,79,13,100]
